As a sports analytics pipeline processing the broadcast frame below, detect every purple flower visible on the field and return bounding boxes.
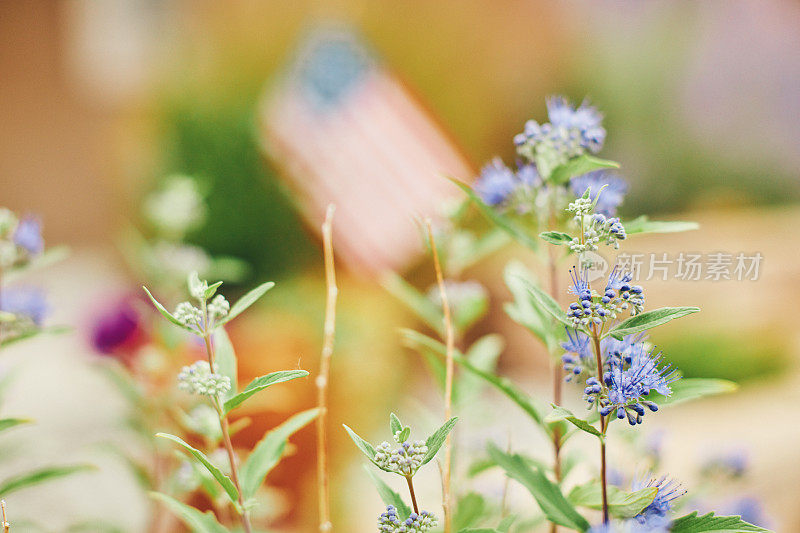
[13,216,44,255]
[724,497,768,527]
[516,163,542,188]
[474,157,517,206]
[570,171,628,216]
[0,287,48,325]
[90,298,143,355]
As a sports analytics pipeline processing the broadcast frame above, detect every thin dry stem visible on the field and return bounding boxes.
[316,204,337,532]
[426,219,454,533]
[1,500,9,533]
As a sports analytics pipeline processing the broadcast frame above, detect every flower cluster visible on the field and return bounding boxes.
[0,209,44,270]
[586,348,678,426]
[566,268,644,328]
[172,273,230,334]
[177,361,231,396]
[144,175,206,238]
[514,96,606,168]
[632,476,686,528]
[374,438,429,477]
[561,329,647,380]
[473,158,544,210]
[378,506,437,533]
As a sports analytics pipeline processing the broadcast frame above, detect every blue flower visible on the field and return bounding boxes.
[474,157,518,206]
[546,96,606,153]
[594,348,677,425]
[516,162,542,188]
[0,287,48,325]
[724,497,767,527]
[561,328,592,377]
[570,171,628,216]
[633,476,685,527]
[13,216,43,255]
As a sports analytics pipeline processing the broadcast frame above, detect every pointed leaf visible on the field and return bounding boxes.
[653,378,738,407]
[364,465,412,519]
[343,424,379,466]
[608,307,700,340]
[205,281,224,299]
[0,418,31,433]
[624,216,699,235]
[150,493,229,533]
[389,413,404,436]
[488,443,590,531]
[550,154,620,185]
[521,278,573,328]
[422,417,458,465]
[223,370,309,414]
[449,178,539,251]
[504,263,560,352]
[239,408,319,498]
[0,464,94,497]
[539,231,574,246]
[212,328,238,401]
[545,406,602,438]
[670,511,771,532]
[216,281,275,327]
[568,481,657,518]
[156,433,239,504]
[142,287,196,333]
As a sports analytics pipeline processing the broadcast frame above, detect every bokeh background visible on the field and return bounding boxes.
[0,1,798,531]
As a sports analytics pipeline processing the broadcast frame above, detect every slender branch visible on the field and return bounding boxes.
[405,475,420,515]
[426,220,454,533]
[316,204,337,532]
[1,499,9,533]
[201,314,251,533]
[590,324,609,524]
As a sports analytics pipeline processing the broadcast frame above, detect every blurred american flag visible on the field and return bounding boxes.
[259,25,474,274]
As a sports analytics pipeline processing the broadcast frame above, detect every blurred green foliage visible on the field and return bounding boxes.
[661,329,789,383]
[158,97,318,283]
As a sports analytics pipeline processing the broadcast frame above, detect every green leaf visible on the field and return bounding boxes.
[381,272,444,337]
[422,417,458,465]
[212,328,238,401]
[398,427,411,443]
[670,511,771,532]
[205,281,224,299]
[459,334,504,402]
[400,329,547,427]
[454,492,487,530]
[156,433,239,505]
[503,262,560,352]
[216,281,275,327]
[150,492,229,533]
[521,278,574,329]
[549,155,620,185]
[389,413,404,436]
[0,464,94,497]
[568,482,657,518]
[449,178,540,251]
[654,378,738,407]
[364,465,412,519]
[0,325,72,348]
[608,307,700,340]
[0,418,31,433]
[240,408,319,499]
[342,424,378,466]
[223,370,309,413]
[539,231,574,245]
[545,406,602,438]
[142,287,196,333]
[624,216,699,235]
[487,443,590,531]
